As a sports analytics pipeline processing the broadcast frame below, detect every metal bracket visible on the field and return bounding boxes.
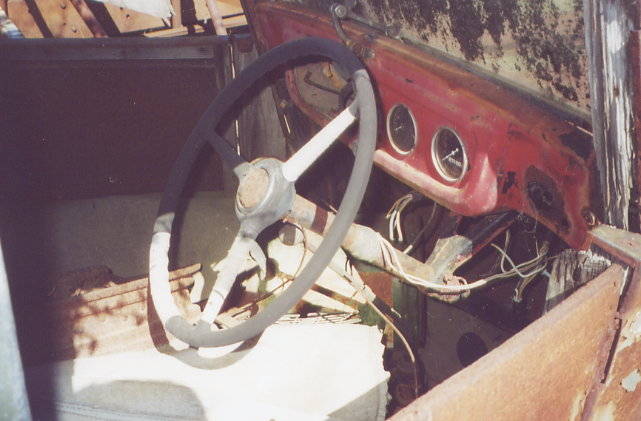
[589,223,641,269]
[329,1,399,58]
[330,1,399,38]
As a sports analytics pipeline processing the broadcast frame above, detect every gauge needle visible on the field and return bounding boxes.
[442,148,460,162]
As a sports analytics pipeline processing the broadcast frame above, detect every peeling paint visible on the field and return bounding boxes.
[278,0,588,111]
[592,401,616,421]
[569,391,586,421]
[618,310,641,351]
[621,369,641,392]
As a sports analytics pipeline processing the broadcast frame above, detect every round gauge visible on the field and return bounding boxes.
[386,104,417,154]
[431,127,468,182]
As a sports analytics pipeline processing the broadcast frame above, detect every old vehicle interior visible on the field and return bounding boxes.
[2,0,641,420]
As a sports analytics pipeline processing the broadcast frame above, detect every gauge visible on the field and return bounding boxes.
[432,127,468,182]
[386,104,417,154]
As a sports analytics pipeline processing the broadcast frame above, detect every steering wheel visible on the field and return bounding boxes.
[149,37,377,348]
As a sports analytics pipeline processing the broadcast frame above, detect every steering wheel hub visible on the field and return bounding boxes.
[237,166,271,211]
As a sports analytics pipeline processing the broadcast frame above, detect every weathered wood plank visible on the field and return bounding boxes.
[6,1,42,37]
[102,3,166,34]
[26,0,94,38]
[69,0,107,37]
[583,0,636,229]
[193,0,246,28]
[544,249,610,312]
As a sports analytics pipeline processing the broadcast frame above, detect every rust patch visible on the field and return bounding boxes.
[621,370,641,392]
[390,265,625,421]
[23,265,201,365]
[280,0,587,107]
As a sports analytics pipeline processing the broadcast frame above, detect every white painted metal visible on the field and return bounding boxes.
[281,106,357,182]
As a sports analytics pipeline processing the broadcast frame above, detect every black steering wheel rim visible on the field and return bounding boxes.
[149,37,377,348]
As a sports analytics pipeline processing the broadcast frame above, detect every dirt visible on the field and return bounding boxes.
[278,0,588,108]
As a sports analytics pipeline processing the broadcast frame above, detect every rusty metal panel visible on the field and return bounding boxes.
[589,224,641,268]
[22,265,201,365]
[390,264,624,421]
[585,271,641,420]
[276,0,588,115]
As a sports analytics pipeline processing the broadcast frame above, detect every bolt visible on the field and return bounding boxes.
[331,3,348,18]
[581,208,598,227]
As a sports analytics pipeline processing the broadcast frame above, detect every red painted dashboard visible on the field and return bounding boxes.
[251,2,596,249]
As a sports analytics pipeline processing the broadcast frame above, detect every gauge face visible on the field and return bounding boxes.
[386,104,417,154]
[432,128,468,182]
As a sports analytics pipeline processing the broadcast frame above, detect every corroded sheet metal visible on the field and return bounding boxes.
[23,265,201,364]
[585,271,641,420]
[390,264,624,421]
[584,225,641,420]
[590,224,641,268]
[276,0,588,114]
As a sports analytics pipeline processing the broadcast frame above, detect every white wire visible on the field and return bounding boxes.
[494,230,549,279]
[491,243,546,279]
[376,233,548,293]
[385,193,413,242]
[499,230,511,273]
[386,194,440,254]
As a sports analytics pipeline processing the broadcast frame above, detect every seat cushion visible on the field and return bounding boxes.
[26,323,389,421]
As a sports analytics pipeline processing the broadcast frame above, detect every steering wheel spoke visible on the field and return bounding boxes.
[281,102,358,183]
[210,132,251,179]
[200,232,261,324]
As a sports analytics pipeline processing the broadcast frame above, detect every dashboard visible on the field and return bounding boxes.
[252,2,596,249]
